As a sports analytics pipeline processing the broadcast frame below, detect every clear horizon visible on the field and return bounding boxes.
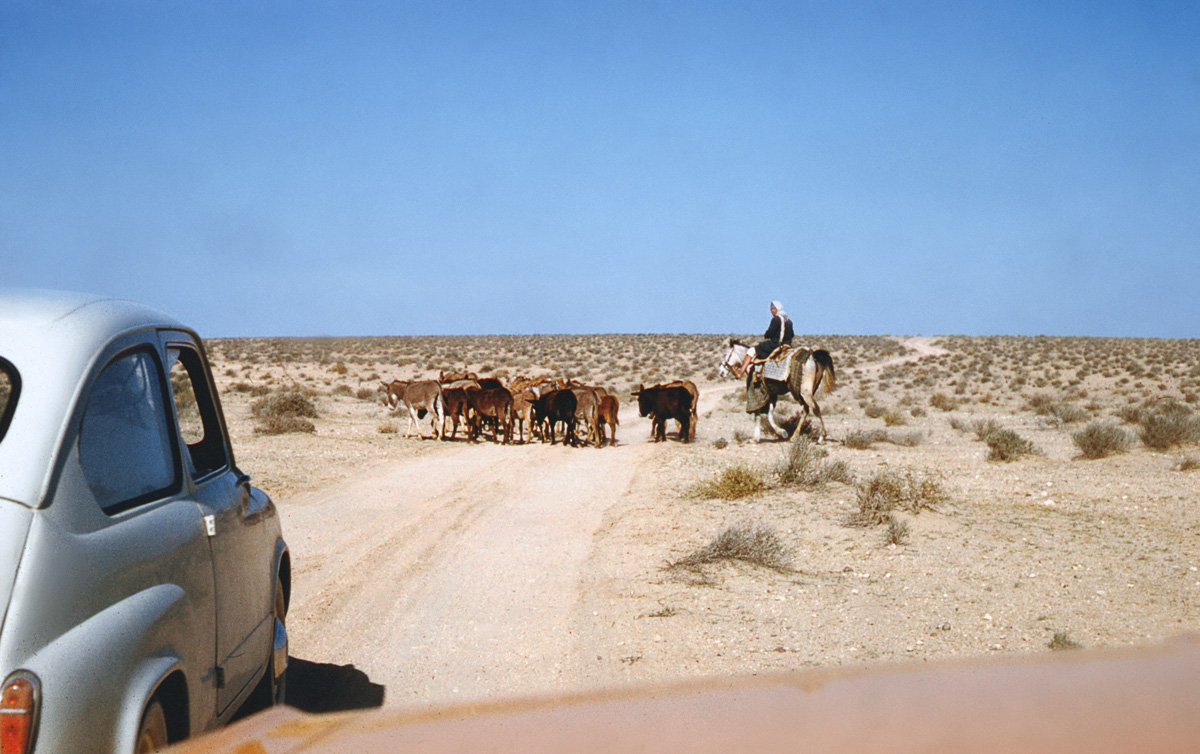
[3,2,1198,339]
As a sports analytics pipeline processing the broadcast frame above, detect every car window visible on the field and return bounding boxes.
[79,349,181,514]
[0,358,16,444]
[168,345,229,478]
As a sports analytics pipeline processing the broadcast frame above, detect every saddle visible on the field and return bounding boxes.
[748,344,808,382]
[745,345,813,414]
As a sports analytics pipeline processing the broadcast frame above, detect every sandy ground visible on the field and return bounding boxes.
[219,337,1200,712]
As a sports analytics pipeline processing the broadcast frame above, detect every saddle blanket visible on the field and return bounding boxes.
[760,350,793,382]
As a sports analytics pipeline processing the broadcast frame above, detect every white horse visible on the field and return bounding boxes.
[718,339,836,442]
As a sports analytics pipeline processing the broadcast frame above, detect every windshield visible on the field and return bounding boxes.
[0,359,16,444]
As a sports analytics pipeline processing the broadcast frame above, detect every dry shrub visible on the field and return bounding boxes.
[882,409,908,426]
[1049,402,1089,425]
[986,429,1037,462]
[690,465,766,500]
[889,431,924,447]
[1072,421,1131,459]
[846,469,946,527]
[670,521,793,573]
[1177,456,1199,472]
[251,390,318,435]
[230,381,271,396]
[884,515,910,546]
[844,429,888,449]
[1025,393,1056,415]
[1049,631,1082,651]
[930,393,958,411]
[255,415,315,435]
[864,404,887,419]
[777,441,853,488]
[1137,400,1200,451]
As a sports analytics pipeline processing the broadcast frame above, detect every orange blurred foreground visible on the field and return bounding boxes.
[172,635,1200,754]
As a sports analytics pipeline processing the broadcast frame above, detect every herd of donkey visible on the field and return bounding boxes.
[380,371,700,447]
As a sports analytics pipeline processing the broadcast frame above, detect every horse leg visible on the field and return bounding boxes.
[798,366,827,443]
[765,405,789,440]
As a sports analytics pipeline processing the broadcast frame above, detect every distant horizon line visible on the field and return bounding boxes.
[202,331,1198,341]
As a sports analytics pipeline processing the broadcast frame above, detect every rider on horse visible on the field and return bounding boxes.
[734,300,794,378]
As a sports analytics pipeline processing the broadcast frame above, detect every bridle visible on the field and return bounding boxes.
[717,342,749,378]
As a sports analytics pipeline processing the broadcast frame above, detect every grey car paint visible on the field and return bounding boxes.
[0,289,288,753]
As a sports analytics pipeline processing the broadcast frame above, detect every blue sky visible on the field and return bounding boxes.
[2,1,1198,338]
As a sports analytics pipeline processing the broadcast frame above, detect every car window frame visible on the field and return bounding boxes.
[77,344,184,517]
[0,357,19,445]
[165,339,232,483]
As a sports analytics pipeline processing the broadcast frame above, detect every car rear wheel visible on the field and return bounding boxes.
[245,574,288,712]
[135,699,168,753]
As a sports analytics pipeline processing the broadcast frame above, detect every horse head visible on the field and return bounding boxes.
[717,340,748,378]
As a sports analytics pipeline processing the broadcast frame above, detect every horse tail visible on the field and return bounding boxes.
[814,349,836,394]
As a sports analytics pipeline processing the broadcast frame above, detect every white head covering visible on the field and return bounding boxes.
[770,300,785,316]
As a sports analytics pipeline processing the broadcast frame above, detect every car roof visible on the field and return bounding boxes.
[0,288,186,508]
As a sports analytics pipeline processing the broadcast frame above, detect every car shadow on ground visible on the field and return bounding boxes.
[284,657,386,713]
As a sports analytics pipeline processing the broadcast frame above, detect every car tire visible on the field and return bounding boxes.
[271,576,288,705]
[245,575,288,712]
[135,699,168,753]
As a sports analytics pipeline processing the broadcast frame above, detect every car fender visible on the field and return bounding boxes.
[18,584,205,754]
[112,654,185,754]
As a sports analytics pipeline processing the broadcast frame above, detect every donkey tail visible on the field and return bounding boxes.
[814,349,836,394]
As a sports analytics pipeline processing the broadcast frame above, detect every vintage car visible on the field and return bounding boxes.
[0,289,290,753]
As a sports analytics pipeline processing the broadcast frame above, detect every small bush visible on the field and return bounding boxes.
[864,404,887,419]
[847,469,946,527]
[882,409,908,426]
[1049,402,1089,425]
[712,437,728,449]
[670,521,793,572]
[251,390,318,420]
[969,419,1003,442]
[1048,631,1082,651]
[930,393,958,412]
[1072,422,1131,459]
[884,515,910,546]
[1177,456,1199,472]
[690,465,767,500]
[986,429,1037,462]
[889,431,924,447]
[777,441,854,488]
[1025,393,1056,416]
[356,387,380,401]
[251,390,319,435]
[255,415,316,435]
[377,421,398,434]
[844,429,888,449]
[1137,401,1200,451]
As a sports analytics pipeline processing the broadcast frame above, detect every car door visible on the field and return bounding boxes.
[162,332,274,715]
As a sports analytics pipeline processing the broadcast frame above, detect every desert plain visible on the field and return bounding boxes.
[201,332,1200,712]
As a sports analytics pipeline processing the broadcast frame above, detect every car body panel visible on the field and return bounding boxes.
[0,288,287,752]
[0,289,185,509]
[171,636,1200,754]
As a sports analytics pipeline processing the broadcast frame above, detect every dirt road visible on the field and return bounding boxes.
[282,391,731,708]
